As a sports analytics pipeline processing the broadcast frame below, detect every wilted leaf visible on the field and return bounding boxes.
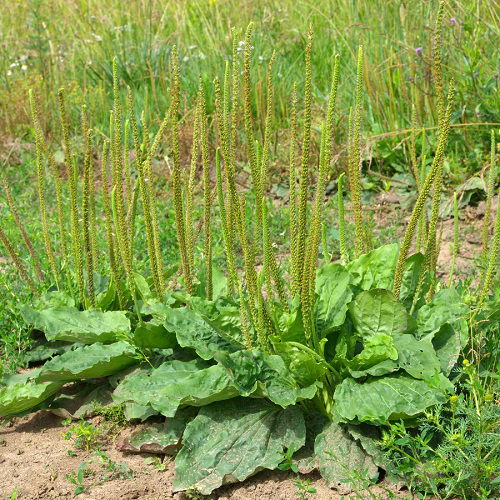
[20,306,131,344]
[315,421,378,493]
[118,407,197,454]
[37,342,137,382]
[173,398,305,494]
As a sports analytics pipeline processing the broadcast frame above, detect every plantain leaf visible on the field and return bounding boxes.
[348,289,410,338]
[315,421,378,493]
[117,407,197,455]
[164,307,238,360]
[20,306,131,344]
[36,342,138,382]
[173,398,305,495]
[112,359,238,417]
[315,264,353,336]
[0,380,64,417]
[133,322,177,349]
[333,373,448,423]
[416,288,468,341]
[347,243,398,291]
[215,349,319,406]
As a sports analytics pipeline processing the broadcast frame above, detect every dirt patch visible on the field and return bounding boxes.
[0,411,413,500]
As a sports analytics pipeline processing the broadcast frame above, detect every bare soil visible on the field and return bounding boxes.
[0,410,414,500]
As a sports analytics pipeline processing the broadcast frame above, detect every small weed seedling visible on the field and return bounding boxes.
[65,461,91,496]
[93,450,134,481]
[62,419,101,451]
[294,478,317,499]
[278,444,299,473]
[145,455,169,471]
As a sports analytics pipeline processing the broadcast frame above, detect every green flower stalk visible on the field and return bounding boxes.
[393,83,455,299]
[170,46,192,294]
[448,192,459,286]
[29,90,58,289]
[81,123,95,307]
[474,188,499,320]
[296,26,314,295]
[199,82,213,301]
[0,225,37,294]
[112,59,132,282]
[482,130,496,255]
[289,83,299,296]
[349,45,366,257]
[337,172,348,264]
[58,89,83,301]
[101,142,124,309]
[0,172,44,281]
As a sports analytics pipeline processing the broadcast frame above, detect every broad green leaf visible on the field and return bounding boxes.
[400,253,427,309]
[292,413,329,474]
[20,306,131,344]
[1,368,42,386]
[315,264,353,336]
[348,333,398,374]
[215,349,319,406]
[164,307,238,360]
[272,301,306,343]
[348,289,410,338]
[188,297,248,348]
[117,407,197,454]
[23,341,78,363]
[33,291,75,309]
[112,359,237,417]
[271,339,329,387]
[0,381,64,417]
[347,243,398,290]
[392,334,441,380]
[37,342,137,382]
[431,324,461,375]
[133,322,177,349]
[124,402,158,422]
[173,398,305,494]
[315,421,378,492]
[417,288,468,341]
[333,374,447,423]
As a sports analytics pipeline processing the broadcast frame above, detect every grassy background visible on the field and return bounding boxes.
[1,0,499,374]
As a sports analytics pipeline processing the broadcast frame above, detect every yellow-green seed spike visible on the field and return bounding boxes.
[124,119,132,207]
[337,173,348,264]
[409,103,421,191]
[432,1,446,128]
[448,192,459,286]
[170,46,192,294]
[0,172,44,281]
[0,225,37,294]
[112,59,132,280]
[102,142,124,309]
[81,123,95,308]
[296,26,314,294]
[141,112,164,296]
[350,45,366,257]
[475,188,500,317]
[200,80,213,301]
[393,83,455,299]
[482,130,496,255]
[29,90,58,290]
[289,83,299,296]
[186,91,201,280]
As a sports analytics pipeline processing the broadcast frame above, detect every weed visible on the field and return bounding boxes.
[294,478,317,499]
[65,461,91,496]
[62,420,101,452]
[145,455,169,471]
[93,450,134,481]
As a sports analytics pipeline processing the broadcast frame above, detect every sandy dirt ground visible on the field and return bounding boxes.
[0,410,415,500]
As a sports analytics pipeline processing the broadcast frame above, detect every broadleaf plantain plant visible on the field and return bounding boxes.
[0,2,498,497]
